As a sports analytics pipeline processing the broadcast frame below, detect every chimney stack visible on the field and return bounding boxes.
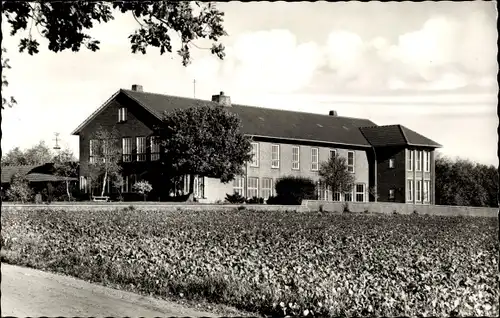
[329,110,338,116]
[131,84,143,92]
[211,91,231,107]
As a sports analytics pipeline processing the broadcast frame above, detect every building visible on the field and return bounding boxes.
[71,85,441,204]
[1,163,78,199]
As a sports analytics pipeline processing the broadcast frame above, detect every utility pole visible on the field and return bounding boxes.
[193,79,196,98]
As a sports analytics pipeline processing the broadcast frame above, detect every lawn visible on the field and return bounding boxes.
[1,208,498,317]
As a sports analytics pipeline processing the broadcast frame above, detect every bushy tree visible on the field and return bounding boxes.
[132,180,153,201]
[318,155,355,196]
[53,148,78,201]
[88,125,122,197]
[2,141,54,166]
[435,155,498,207]
[6,173,33,203]
[273,176,317,205]
[157,105,253,201]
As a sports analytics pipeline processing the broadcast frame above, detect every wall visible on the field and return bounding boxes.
[78,94,160,178]
[375,146,406,203]
[1,203,308,213]
[202,177,233,203]
[304,200,498,218]
[244,139,370,201]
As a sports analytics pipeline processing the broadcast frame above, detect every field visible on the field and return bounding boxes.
[1,208,498,317]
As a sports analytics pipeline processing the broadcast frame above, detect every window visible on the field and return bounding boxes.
[118,107,127,122]
[407,179,414,202]
[80,176,87,193]
[407,150,413,171]
[416,180,422,202]
[333,192,341,202]
[122,137,132,162]
[250,142,259,167]
[262,178,273,199]
[193,175,205,199]
[389,189,395,200]
[311,148,319,171]
[89,139,97,163]
[424,151,431,172]
[150,136,160,161]
[389,158,395,169]
[416,151,422,171]
[344,191,353,202]
[233,177,244,196]
[347,151,355,173]
[122,174,136,193]
[355,184,365,202]
[292,146,300,170]
[136,136,146,161]
[329,149,336,159]
[424,180,430,202]
[271,144,280,168]
[317,181,327,200]
[247,177,259,199]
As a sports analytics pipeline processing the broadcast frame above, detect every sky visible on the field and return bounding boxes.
[1,1,498,166]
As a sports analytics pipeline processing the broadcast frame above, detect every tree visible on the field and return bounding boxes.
[318,155,355,198]
[53,147,78,201]
[435,155,496,207]
[2,47,17,109]
[89,125,122,197]
[6,173,33,203]
[132,180,153,201]
[157,105,253,201]
[1,1,227,108]
[2,140,54,166]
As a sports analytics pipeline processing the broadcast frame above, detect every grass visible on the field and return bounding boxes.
[1,208,498,317]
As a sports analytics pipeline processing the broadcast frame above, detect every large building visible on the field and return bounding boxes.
[71,85,442,204]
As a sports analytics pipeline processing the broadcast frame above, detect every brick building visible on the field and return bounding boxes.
[71,85,441,203]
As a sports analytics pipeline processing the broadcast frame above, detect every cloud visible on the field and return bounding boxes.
[187,29,322,94]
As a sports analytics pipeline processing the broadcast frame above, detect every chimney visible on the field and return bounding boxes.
[211,91,231,107]
[131,84,143,92]
[329,110,338,116]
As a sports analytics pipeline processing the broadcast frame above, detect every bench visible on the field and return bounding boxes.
[92,196,110,202]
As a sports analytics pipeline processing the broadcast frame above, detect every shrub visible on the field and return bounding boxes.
[5,174,33,203]
[225,193,246,204]
[246,196,264,204]
[342,202,350,213]
[132,181,153,201]
[275,176,316,205]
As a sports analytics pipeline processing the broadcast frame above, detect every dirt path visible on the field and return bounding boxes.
[1,263,218,317]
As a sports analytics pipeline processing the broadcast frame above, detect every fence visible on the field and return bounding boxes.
[303,200,498,218]
[2,201,497,217]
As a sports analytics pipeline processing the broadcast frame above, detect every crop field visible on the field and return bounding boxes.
[1,208,498,317]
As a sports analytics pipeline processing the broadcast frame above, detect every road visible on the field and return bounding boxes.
[1,263,217,317]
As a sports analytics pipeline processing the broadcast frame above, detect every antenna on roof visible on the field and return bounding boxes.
[193,79,196,98]
[53,132,61,151]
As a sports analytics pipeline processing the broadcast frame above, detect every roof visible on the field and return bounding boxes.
[359,125,442,148]
[25,173,77,183]
[1,165,39,183]
[72,88,442,149]
[119,89,377,147]
[1,164,77,184]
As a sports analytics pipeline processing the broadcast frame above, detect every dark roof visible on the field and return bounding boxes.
[25,173,77,183]
[359,125,442,148]
[1,164,77,184]
[1,165,38,183]
[120,89,377,147]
